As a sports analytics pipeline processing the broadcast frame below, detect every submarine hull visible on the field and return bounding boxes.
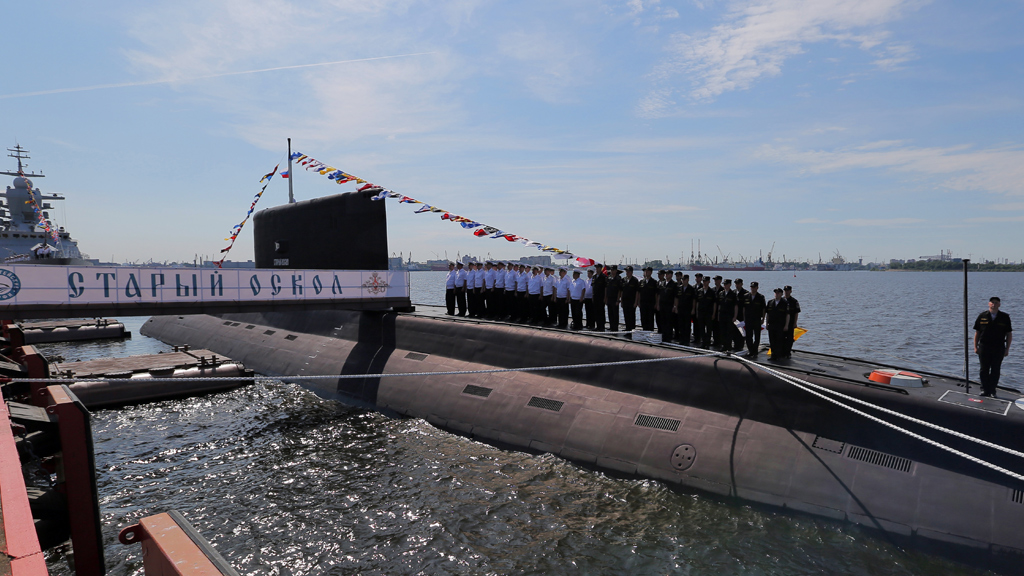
[141,308,1024,573]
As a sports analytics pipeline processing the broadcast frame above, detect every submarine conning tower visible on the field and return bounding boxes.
[254,190,389,271]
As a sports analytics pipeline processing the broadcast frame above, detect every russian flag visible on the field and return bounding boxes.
[280,171,289,178]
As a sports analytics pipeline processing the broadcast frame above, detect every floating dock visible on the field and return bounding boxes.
[6,318,130,345]
[50,346,254,409]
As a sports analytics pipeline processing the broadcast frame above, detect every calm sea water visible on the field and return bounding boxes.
[39,271,1022,575]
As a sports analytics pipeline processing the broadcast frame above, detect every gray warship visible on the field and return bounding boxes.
[1,144,90,265]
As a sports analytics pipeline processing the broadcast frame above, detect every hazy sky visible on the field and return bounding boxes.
[3,0,1023,265]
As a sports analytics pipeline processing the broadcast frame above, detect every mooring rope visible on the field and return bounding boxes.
[9,341,1022,480]
[8,351,721,384]
[729,354,1024,482]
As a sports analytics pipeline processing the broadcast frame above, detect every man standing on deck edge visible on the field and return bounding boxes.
[974,297,1012,397]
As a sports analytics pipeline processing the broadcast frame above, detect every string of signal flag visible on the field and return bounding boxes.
[218,152,599,268]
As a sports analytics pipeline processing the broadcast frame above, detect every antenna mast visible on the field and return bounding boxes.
[287,138,295,204]
[2,144,45,178]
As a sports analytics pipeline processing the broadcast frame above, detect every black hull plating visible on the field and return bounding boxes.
[141,309,1024,573]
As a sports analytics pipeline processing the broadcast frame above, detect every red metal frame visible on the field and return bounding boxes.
[42,385,105,576]
[119,511,239,575]
[0,400,48,576]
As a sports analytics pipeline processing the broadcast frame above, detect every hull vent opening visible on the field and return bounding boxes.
[1013,489,1024,505]
[405,352,428,361]
[223,321,232,326]
[846,445,913,473]
[264,330,276,336]
[462,385,492,398]
[231,322,242,327]
[245,325,255,329]
[527,396,564,412]
[635,413,681,432]
[812,436,846,454]
[285,334,298,341]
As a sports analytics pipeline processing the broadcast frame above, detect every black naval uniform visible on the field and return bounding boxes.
[734,287,749,350]
[716,289,738,351]
[696,286,717,348]
[766,298,790,359]
[675,282,695,344]
[591,272,607,332]
[743,291,766,356]
[638,277,658,331]
[621,275,640,331]
[783,296,800,357]
[710,284,725,347]
[974,309,1013,396]
[606,275,622,332]
[657,278,677,340]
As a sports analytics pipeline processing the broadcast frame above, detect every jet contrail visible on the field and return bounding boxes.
[0,52,436,99]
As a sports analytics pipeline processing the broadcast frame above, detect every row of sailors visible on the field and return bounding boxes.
[445,261,801,359]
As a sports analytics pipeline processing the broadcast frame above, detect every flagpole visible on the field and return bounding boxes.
[287,137,295,204]
[963,258,970,394]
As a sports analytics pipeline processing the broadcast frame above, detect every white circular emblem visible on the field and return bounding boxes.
[0,269,21,301]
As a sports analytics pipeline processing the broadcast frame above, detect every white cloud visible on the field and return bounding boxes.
[966,215,1024,223]
[495,28,593,103]
[640,0,918,112]
[988,202,1024,211]
[796,216,923,226]
[837,217,923,226]
[759,141,1024,196]
[122,0,479,146]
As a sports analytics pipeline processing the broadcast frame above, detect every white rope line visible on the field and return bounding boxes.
[13,338,1023,479]
[9,352,721,384]
[732,356,1024,482]
[734,355,1024,461]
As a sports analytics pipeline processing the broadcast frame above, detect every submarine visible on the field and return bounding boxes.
[141,190,1024,573]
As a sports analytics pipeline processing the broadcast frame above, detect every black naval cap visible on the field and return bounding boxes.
[609,265,618,271]
[784,285,793,291]
[750,281,758,287]
[625,265,634,272]
[595,263,604,269]
[714,275,723,280]
[613,267,622,274]
[723,279,732,284]
[774,287,783,293]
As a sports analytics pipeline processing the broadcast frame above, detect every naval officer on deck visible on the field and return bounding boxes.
[974,297,1013,397]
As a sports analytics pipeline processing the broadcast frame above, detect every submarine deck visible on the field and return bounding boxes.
[400,303,1024,421]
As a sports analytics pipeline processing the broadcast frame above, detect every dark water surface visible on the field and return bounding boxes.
[39,271,1022,575]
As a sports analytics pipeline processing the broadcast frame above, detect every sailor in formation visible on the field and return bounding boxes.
[445,262,458,315]
[554,268,571,329]
[446,260,804,359]
[638,267,658,331]
[765,288,790,359]
[606,266,622,332]
[590,263,607,332]
[743,282,766,357]
[621,266,640,332]
[569,270,586,330]
[454,262,468,316]
[583,269,596,330]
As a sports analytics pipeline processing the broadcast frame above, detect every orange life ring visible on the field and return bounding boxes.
[868,369,926,387]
